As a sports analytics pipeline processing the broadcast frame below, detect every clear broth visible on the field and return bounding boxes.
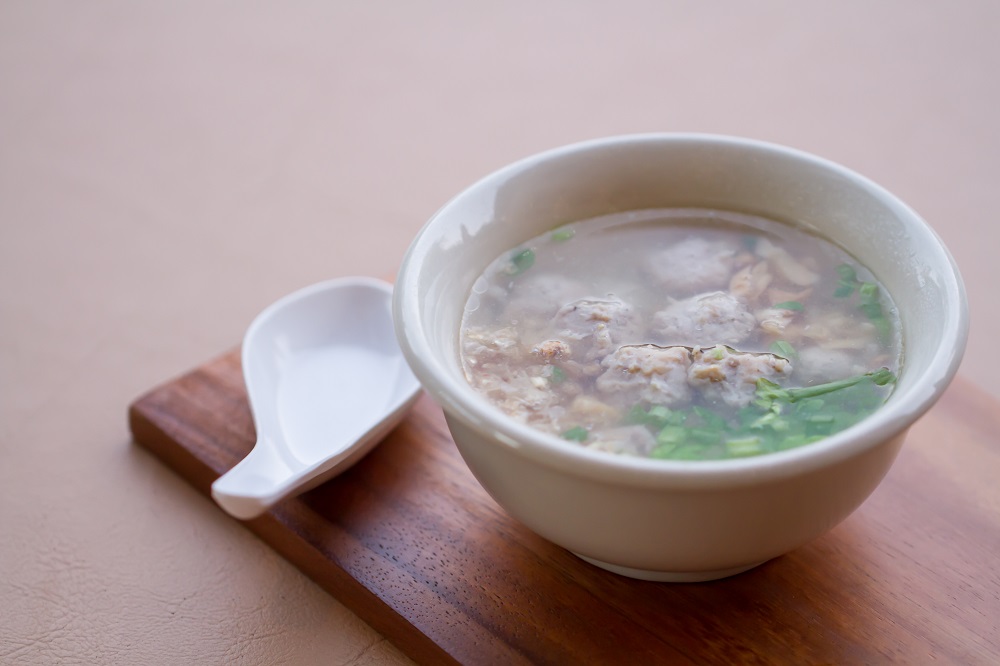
[460,208,902,460]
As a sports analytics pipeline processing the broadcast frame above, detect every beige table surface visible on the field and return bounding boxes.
[2,2,997,664]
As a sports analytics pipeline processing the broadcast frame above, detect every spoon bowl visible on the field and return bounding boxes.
[212,277,421,520]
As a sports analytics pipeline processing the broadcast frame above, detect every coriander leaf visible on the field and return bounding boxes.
[769,340,798,360]
[859,282,879,302]
[869,367,897,386]
[834,283,855,298]
[626,404,673,430]
[836,264,858,282]
[756,368,897,404]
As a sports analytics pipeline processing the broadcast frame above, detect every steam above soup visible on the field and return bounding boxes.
[459,208,902,460]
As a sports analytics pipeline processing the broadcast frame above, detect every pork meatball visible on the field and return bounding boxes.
[462,325,522,367]
[795,346,865,384]
[505,273,585,319]
[468,364,565,429]
[550,297,643,362]
[595,344,692,406]
[644,237,739,296]
[652,291,756,347]
[688,344,793,407]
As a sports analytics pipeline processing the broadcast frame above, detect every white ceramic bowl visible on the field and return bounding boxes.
[393,134,968,582]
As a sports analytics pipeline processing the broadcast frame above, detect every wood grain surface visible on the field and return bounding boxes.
[128,350,1000,665]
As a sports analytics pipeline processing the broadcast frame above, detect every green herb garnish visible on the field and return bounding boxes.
[507,248,535,276]
[773,300,804,311]
[857,282,890,340]
[769,340,798,360]
[561,426,589,442]
[627,404,674,430]
[837,263,858,282]
[755,368,896,406]
[834,263,859,297]
[830,264,894,342]
[626,367,897,461]
[725,436,764,458]
[550,228,575,242]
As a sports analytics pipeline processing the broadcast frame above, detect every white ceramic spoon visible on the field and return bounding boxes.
[211,277,421,520]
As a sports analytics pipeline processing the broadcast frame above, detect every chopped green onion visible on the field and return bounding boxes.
[833,264,892,345]
[726,437,764,457]
[754,412,791,432]
[550,228,575,242]
[507,248,535,276]
[624,364,899,459]
[626,404,673,429]
[834,264,860,297]
[871,316,892,343]
[773,301,804,311]
[692,406,726,430]
[667,445,707,460]
[860,302,883,319]
[650,444,677,459]
[858,282,879,301]
[754,377,785,403]
[647,405,671,419]
[666,411,687,426]
[656,426,686,447]
[688,428,722,445]
[626,404,648,425]
[795,398,825,414]
[805,414,836,436]
[646,405,672,428]
[549,366,566,384]
[561,426,588,442]
[836,264,858,282]
[776,434,819,450]
[833,283,855,298]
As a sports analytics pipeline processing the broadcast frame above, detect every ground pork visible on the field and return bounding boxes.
[549,297,643,362]
[755,306,798,336]
[505,273,585,319]
[643,237,739,296]
[652,291,756,347]
[595,344,692,407]
[462,325,523,367]
[467,364,566,428]
[687,344,792,407]
[795,346,867,384]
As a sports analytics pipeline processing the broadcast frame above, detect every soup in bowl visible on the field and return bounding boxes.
[393,134,967,581]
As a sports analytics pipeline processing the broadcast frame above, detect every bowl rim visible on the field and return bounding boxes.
[394,132,969,489]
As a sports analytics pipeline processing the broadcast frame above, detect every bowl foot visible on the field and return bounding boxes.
[573,553,767,582]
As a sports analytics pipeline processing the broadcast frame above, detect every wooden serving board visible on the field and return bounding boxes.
[129,350,1000,665]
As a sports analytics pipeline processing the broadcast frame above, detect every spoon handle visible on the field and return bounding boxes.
[211,438,296,520]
